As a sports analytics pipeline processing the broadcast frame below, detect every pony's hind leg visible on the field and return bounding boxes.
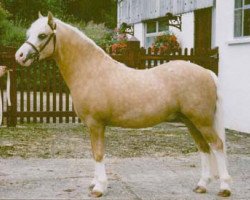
[88,122,107,198]
[182,116,212,193]
[197,125,231,197]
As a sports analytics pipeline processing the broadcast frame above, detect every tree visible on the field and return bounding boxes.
[0,2,25,46]
[0,0,117,28]
[63,0,117,28]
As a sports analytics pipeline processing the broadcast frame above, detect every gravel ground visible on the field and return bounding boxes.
[0,155,249,200]
[0,122,250,199]
[0,123,249,158]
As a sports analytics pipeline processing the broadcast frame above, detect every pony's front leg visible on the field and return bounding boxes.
[88,123,107,198]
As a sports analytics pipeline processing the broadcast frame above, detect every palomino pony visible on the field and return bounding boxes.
[15,12,231,197]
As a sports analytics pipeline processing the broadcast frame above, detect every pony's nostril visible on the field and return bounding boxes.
[20,53,23,57]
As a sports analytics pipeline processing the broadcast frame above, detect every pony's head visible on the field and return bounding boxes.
[15,12,57,66]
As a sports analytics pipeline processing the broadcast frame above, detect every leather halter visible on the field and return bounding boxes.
[24,23,57,63]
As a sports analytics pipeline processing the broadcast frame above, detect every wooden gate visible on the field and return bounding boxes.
[0,47,80,127]
[15,61,81,124]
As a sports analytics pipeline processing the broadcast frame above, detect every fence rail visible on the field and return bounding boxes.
[0,41,219,127]
[109,40,219,74]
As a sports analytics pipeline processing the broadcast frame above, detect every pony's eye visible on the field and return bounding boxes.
[38,33,47,40]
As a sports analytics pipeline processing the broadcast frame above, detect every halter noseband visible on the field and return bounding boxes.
[25,23,57,63]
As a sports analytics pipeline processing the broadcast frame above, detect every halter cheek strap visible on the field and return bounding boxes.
[25,41,39,54]
[25,23,57,62]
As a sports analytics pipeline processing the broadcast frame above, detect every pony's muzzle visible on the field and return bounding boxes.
[15,45,36,67]
[15,49,25,65]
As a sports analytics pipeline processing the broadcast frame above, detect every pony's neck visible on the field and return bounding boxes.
[54,20,114,89]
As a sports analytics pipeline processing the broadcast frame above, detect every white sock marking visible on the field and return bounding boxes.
[212,149,231,190]
[91,160,108,193]
[198,152,212,188]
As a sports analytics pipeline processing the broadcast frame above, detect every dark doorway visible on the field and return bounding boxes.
[194,8,212,52]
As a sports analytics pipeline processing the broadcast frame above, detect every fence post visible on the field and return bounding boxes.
[7,64,17,127]
[125,36,141,68]
[210,47,219,75]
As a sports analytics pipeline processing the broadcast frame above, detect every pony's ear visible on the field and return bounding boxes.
[38,11,43,18]
[47,11,55,28]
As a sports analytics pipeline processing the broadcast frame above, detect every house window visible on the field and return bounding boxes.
[145,20,169,49]
[146,21,157,33]
[234,0,250,37]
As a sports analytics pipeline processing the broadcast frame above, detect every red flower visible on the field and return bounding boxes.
[151,33,180,54]
[111,42,127,54]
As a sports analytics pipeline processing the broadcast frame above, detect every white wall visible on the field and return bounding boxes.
[211,6,217,48]
[171,12,194,49]
[216,0,250,133]
[134,23,145,47]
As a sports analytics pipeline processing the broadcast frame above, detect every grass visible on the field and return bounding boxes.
[0,19,26,47]
[0,123,249,159]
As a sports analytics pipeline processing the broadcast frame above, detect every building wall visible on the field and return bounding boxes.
[215,0,250,133]
[134,23,145,47]
[211,7,217,48]
[170,12,194,49]
[133,13,194,49]
[118,0,214,24]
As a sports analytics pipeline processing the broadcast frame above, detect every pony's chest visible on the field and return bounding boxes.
[70,86,109,119]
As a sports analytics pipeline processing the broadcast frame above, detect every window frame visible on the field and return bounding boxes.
[144,20,169,49]
[234,0,250,38]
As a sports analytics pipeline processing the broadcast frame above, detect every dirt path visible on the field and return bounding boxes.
[1,155,250,199]
[0,123,250,199]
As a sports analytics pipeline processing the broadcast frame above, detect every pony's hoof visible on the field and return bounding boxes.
[193,186,206,193]
[89,190,103,198]
[218,189,231,197]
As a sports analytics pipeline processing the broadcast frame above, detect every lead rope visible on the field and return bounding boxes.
[7,71,11,106]
[0,71,11,126]
[0,87,2,126]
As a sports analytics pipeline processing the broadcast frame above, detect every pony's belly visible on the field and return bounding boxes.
[108,111,176,128]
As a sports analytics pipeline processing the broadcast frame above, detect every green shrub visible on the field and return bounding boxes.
[0,3,25,46]
[0,20,26,46]
[0,2,9,21]
[83,21,113,49]
[1,1,115,48]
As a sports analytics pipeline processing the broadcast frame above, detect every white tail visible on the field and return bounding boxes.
[209,71,226,148]
[209,71,226,177]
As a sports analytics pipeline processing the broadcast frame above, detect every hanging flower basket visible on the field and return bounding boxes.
[151,34,180,54]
